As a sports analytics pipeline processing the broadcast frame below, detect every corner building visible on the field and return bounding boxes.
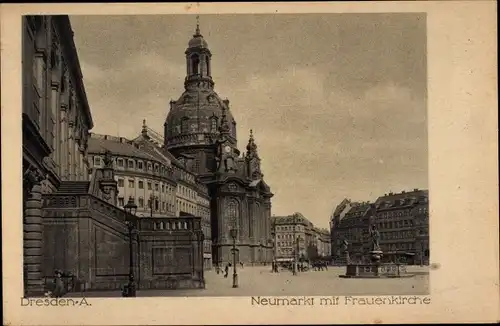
[163,24,274,265]
[330,189,430,265]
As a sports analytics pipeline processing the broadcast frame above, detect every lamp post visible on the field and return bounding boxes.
[123,196,138,297]
[292,214,298,276]
[268,239,275,272]
[229,228,239,288]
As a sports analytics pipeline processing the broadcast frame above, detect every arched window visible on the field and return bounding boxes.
[210,116,218,133]
[206,57,211,76]
[191,54,200,75]
[181,117,189,133]
[225,199,239,229]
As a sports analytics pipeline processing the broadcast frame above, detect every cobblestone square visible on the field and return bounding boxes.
[72,265,429,297]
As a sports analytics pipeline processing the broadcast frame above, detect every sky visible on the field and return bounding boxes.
[70,13,428,229]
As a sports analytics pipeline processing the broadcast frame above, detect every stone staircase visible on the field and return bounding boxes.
[55,181,90,194]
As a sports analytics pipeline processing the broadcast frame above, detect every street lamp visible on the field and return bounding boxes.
[268,238,275,272]
[123,196,138,297]
[229,228,239,288]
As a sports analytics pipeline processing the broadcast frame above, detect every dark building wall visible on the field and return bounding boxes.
[43,194,205,291]
[330,190,430,265]
[43,195,134,291]
[22,15,93,296]
[138,217,204,290]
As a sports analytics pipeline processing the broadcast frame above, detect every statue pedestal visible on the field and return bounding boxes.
[339,263,414,279]
[370,250,383,264]
[339,250,414,278]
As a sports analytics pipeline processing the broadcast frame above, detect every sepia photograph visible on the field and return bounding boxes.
[21,12,429,298]
[2,2,498,325]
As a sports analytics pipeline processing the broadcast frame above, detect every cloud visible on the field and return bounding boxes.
[71,14,428,227]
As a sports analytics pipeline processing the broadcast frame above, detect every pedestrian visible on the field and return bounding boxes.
[216,264,220,275]
[240,261,244,268]
[52,269,65,298]
[224,264,229,278]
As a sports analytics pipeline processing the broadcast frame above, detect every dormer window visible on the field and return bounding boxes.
[93,156,101,167]
[117,159,124,167]
[147,162,152,171]
[137,161,143,170]
[128,160,134,169]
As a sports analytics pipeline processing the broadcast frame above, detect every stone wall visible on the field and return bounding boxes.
[43,195,205,291]
[138,217,204,290]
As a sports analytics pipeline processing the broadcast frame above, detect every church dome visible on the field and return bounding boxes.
[164,20,237,152]
[164,90,237,150]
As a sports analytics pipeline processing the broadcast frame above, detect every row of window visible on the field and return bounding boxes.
[178,184,197,200]
[177,116,236,135]
[277,233,302,240]
[377,207,428,219]
[380,231,415,240]
[118,197,175,212]
[117,178,175,193]
[277,241,303,247]
[381,242,415,251]
[177,199,198,215]
[94,155,172,176]
[376,219,414,229]
[275,225,304,232]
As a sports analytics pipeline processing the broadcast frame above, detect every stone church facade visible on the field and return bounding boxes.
[163,23,274,265]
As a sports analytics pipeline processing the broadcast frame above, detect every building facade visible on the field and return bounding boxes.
[86,126,213,269]
[272,213,330,262]
[162,23,274,265]
[272,214,307,262]
[373,189,430,265]
[330,189,430,265]
[22,15,94,295]
[313,228,331,258]
[22,15,208,296]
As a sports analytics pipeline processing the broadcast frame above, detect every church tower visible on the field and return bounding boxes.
[163,18,238,176]
[162,18,274,266]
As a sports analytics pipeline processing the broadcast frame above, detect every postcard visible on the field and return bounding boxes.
[1,1,498,325]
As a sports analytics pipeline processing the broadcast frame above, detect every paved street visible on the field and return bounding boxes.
[69,265,429,297]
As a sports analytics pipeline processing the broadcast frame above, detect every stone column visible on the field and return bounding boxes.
[59,108,67,180]
[50,86,59,172]
[248,199,254,241]
[23,168,46,296]
[74,141,80,180]
[68,123,74,181]
[241,198,248,241]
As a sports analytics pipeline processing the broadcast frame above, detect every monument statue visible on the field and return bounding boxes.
[369,224,381,251]
[341,239,350,265]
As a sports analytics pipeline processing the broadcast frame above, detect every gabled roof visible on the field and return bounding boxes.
[344,202,371,218]
[375,189,429,209]
[87,135,162,163]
